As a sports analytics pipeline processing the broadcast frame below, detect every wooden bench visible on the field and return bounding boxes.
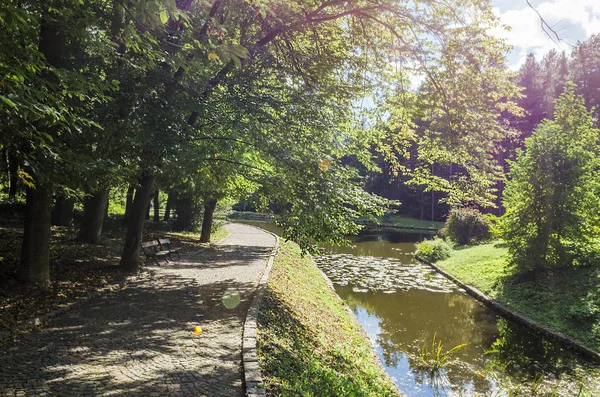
[141,241,171,266]
[157,238,182,259]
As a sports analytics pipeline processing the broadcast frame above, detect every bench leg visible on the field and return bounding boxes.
[154,256,161,266]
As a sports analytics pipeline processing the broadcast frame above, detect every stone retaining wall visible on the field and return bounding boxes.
[416,256,600,364]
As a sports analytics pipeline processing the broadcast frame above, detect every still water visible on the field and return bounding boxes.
[239,222,600,396]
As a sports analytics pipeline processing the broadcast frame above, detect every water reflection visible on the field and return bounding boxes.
[318,238,600,396]
[237,220,600,395]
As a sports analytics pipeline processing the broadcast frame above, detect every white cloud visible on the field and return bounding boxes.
[491,0,600,68]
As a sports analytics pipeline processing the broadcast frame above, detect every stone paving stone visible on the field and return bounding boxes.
[0,223,275,397]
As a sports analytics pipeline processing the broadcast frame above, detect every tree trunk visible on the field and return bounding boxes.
[431,164,435,221]
[145,201,150,220]
[122,184,134,226]
[173,194,198,231]
[77,189,109,244]
[7,148,18,200]
[431,191,435,221]
[153,189,160,222]
[19,17,67,289]
[20,182,53,289]
[1,147,7,185]
[120,174,156,273]
[52,195,74,226]
[200,198,217,243]
[164,190,175,221]
[420,190,424,220]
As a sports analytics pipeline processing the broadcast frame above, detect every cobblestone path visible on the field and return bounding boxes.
[0,223,275,396]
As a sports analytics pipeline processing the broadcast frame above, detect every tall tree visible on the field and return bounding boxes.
[502,85,600,270]
[1,0,115,287]
[570,34,600,127]
[516,54,544,138]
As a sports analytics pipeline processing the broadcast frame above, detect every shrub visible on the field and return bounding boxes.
[415,237,452,262]
[442,208,490,246]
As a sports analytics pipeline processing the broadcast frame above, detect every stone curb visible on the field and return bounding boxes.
[0,271,151,344]
[239,225,280,397]
[416,255,600,364]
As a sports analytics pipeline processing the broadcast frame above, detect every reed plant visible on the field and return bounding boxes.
[416,332,466,373]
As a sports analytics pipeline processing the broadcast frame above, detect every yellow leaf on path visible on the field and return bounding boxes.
[207,52,220,61]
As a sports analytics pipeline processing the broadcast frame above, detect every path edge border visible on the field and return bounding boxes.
[416,255,600,364]
[241,225,280,397]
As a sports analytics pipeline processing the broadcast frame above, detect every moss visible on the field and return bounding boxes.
[436,241,600,352]
[257,240,399,396]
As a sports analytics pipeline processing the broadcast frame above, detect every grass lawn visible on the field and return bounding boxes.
[209,224,230,242]
[376,214,444,230]
[436,241,600,352]
[257,240,399,396]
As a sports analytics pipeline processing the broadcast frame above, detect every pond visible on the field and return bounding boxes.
[237,221,600,396]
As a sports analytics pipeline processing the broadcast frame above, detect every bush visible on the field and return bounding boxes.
[442,208,490,246]
[415,237,453,262]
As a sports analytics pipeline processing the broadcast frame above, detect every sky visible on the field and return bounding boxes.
[491,0,600,69]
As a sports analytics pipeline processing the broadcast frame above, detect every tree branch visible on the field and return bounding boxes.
[197,157,268,172]
[526,0,571,46]
[194,136,262,151]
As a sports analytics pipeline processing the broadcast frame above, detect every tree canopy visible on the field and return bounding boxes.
[1,0,524,287]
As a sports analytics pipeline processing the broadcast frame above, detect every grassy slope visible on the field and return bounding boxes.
[436,241,600,351]
[257,241,399,396]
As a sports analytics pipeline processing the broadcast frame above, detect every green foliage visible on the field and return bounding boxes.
[484,213,502,240]
[442,208,491,246]
[569,294,600,323]
[415,237,452,262]
[1,0,526,278]
[502,84,600,269]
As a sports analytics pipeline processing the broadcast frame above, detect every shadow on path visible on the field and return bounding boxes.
[0,223,275,396]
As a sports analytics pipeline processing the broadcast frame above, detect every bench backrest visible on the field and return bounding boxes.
[141,241,159,253]
[157,238,171,248]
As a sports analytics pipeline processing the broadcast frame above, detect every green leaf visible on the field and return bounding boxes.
[231,54,242,69]
[0,96,18,109]
[231,43,249,59]
[160,11,169,24]
[41,132,54,143]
